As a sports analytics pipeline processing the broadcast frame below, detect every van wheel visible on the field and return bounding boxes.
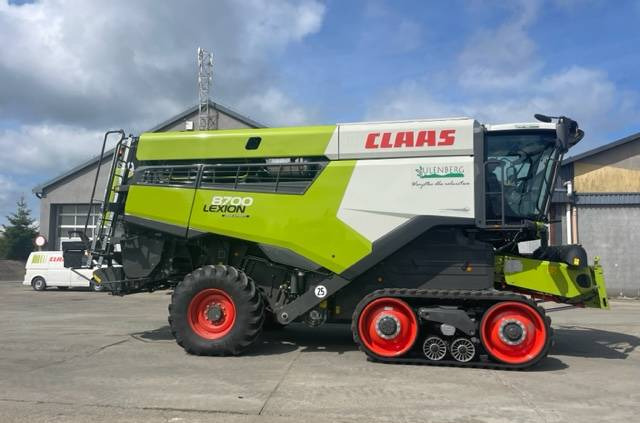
[90,280,104,292]
[32,277,46,291]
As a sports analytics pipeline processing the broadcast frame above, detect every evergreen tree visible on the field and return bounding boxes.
[2,197,38,261]
[0,230,6,259]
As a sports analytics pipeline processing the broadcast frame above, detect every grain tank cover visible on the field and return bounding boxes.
[136,126,337,161]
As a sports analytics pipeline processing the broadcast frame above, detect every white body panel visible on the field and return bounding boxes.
[333,118,477,160]
[485,122,556,132]
[23,251,94,288]
[337,156,475,242]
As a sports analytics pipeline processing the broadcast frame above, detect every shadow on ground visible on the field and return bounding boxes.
[129,323,639,368]
[130,323,355,356]
[552,325,640,359]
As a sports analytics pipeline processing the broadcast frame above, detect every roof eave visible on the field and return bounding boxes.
[562,131,640,166]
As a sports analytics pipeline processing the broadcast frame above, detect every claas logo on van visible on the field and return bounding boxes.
[49,256,64,263]
[365,129,456,149]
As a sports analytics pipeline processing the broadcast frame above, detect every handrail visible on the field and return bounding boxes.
[83,130,125,249]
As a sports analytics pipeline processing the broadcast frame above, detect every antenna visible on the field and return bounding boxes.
[197,48,216,130]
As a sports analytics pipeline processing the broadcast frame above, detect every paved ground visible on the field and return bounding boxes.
[0,281,638,423]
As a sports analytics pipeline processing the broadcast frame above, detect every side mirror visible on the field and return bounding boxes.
[556,117,584,152]
[535,114,584,153]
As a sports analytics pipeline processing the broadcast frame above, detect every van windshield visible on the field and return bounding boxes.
[485,130,560,223]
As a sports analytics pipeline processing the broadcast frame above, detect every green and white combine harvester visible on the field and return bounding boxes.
[63,114,608,369]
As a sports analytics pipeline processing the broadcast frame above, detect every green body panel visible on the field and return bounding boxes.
[100,161,125,232]
[136,125,336,161]
[497,255,609,309]
[188,161,371,274]
[125,185,196,229]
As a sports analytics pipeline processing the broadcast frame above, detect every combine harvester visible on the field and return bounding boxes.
[63,114,608,369]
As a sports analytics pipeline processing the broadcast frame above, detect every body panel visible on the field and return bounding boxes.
[498,255,609,309]
[337,118,476,159]
[136,126,337,161]
[124,185,196,235]
[337,156,475,242]
[188,160,372,273]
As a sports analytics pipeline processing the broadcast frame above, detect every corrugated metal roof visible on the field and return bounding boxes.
[551,192,640,205]
[562,131,640,165]
[33,100,265,195]
[148,101,265,132]
[575,193,640,205]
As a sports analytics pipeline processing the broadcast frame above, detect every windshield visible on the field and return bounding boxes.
[484,130,560,223]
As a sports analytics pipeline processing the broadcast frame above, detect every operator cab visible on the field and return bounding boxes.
[482,115,583,227]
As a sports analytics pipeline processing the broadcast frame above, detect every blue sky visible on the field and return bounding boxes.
[1,0,639,227]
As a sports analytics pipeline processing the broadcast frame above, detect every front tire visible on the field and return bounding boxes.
[32,277,46,291]
[169,265,264,356]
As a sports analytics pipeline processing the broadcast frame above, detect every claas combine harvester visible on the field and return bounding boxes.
[63,113,608,369]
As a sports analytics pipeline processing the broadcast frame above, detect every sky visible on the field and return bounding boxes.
[1,0,639,226]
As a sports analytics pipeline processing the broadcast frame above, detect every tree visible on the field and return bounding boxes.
[2,197,38,261]
[0,230,7,259]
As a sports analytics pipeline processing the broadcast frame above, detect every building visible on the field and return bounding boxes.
[32,101,264,250]
[550,132,640,296]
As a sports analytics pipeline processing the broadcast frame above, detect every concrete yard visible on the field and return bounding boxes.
[0,281,638,423]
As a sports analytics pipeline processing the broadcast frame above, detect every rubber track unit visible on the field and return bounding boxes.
[169,265,264,356]
[351,288,553,370]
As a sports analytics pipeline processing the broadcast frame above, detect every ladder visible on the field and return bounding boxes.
[84,130,135,264]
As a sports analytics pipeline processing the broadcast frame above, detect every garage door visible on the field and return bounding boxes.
[577,205,640,296]
[55,204,101,250]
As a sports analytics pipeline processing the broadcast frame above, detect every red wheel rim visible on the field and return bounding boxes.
[188,289,236,340]
[357,297,418,357]
[480,301,547,365]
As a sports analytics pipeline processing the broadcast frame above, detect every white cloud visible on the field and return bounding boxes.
[458,0,540,90]
[365,80,462,121]
[0,0,326,220]
[0,174,15,205]
[0,0,326,130]
[0,124,105,176]
[366,1,640,148]
[236,88,314,126]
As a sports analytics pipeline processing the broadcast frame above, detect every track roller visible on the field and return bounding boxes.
[423,336,447,361]
[450,338,475,362]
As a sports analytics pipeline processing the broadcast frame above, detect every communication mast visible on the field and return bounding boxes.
[197,48,217,130]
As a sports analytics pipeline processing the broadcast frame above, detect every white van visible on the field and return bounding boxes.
[23,251,103,292]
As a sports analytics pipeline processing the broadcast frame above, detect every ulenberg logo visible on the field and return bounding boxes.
[415,165,464,179]
[203,196,253,215]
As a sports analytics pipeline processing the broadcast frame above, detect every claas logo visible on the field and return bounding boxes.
[365,129,456,149]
